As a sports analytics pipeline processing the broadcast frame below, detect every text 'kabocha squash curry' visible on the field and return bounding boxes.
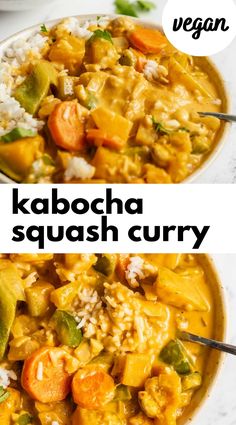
[0,254,221,425]
[0,16,225,183]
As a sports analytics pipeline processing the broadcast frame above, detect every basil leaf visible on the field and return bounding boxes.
[40,24,48,33]
[89,29,113,44]
[152,117,170,135]
[136,0,156,11]
[114,0,139,17]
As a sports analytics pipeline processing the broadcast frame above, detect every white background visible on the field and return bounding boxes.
[0,1,236,424]
[0,0,236,183]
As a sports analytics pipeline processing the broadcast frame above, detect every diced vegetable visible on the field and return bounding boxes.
[121,354,152,387]
[49,35,85,75]
[52,310,82,348]
[72,365,115,409]
[86,37,119,69]
[87,129,124,150]
[91,107,133,145]
[191,136,209,154]
[155,267,209,311]
[0,388,21,425]
[0,387,9,403]
[50,281,80,309]
[128,412,154,424]
[129,27,168,54]
[94,254,116,276]
[48,101,86,151]
[1,128,36,143]
[0,265,24,359]
[21,347,76,403]
[14,61,58,115]
[25,281,54,317]
[17,413,33,425]
[182,371,202,390]
[0,136,44,182]
[90,353,114,372]
[113,384,131,401]
[57,76,80,100]
[159,339,193,374]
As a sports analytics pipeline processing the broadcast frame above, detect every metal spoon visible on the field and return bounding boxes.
[198,111,236,123]
[177,330,236,356]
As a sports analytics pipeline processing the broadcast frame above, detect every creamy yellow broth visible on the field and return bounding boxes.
[0,254,224,425]
[0,16,226,183]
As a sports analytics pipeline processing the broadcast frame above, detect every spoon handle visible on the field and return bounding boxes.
[198,111,236,123]
[178,331,236,356]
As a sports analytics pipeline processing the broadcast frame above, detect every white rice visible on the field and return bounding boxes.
[143,60,168,82]
[36,361,43,381]
[125,256,145,288]
[64,157,95,181]
[0,367,17,388]
[0,32,47,137]
[59,17,93,40]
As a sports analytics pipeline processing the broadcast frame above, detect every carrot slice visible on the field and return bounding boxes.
[48,101,85,151]
[86,129,124,150]
[72,365,115,410]
[129,27,168,54]
[21,347,74,403]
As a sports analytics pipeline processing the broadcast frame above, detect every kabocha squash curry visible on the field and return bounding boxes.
[0,16,225,183]
[0,254,221,424]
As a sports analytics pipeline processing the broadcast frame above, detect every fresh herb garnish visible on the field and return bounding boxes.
[114,0,156,17]
[89,29,113,44]
[40,24,48,33]
[178,127,190,133]
[18,413,33,425]
[0,386,9,403]
[152,117,170,135]
[152,118,191,136]
[136,0,155,11]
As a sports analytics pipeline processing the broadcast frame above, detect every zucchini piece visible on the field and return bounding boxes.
[1,128,36,143]
[159,339,193,375]
[0,287,16,359]
[52,310,82,348]
[182,371,202,390]
[14,61,58,115]
[94,254,116,276]
[90,352,114,372]
[113,384,131,401]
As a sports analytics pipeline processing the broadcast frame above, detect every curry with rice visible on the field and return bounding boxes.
[0,16,225,183]
[0,253,224,424]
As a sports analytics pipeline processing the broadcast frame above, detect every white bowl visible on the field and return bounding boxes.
[0,14,231,183]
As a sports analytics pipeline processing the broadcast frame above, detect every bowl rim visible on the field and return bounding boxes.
[179,253,227,425]
[0,13,232,184]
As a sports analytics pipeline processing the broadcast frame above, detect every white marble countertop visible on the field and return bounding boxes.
[0,0,236,182]
[0,2,235,422]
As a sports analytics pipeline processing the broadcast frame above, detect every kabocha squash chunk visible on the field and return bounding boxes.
[91,107,133,145]
[14,61,58,115]
[49,35,85,75]
[155,267,209,311]
[0,136,44,181]
[87,37,119,69]
[0,388,21,425]
[121,354,152,387]
[25,281,54,317]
